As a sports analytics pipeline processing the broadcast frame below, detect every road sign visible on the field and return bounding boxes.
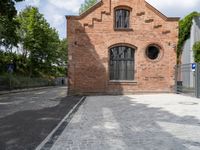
[192,63,196,72]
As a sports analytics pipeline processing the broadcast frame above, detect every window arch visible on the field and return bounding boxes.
[115,8,130,29]
[110,45,135,80]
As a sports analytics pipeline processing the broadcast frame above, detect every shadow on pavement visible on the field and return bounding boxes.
[0,96,81,150]
[100,96,200,149]
[53,95,200,150]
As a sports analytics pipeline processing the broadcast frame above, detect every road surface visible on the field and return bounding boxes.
[0,86,81,150]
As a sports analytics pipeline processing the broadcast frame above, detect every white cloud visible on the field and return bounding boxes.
[41,0,86,38]
[146,0,200,17]
[147,0,199,9]
[25,0,40,7]
[48,0,84,14]
[41,3,66,38]
[42,4,65,26]
[52,14,64,25]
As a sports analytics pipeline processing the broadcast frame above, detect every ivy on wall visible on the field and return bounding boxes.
[193,41,200,62]
[177,11,200,62]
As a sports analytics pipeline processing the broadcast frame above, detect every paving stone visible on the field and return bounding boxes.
[51,94,200,150]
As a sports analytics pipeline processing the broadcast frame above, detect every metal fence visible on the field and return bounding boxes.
[175,63,200,98]
[0,75,55,91]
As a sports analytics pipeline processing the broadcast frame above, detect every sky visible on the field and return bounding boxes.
[16,0,200,39]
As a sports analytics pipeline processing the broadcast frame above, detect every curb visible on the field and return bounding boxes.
[35,96,86,150]
[0,86,56,95]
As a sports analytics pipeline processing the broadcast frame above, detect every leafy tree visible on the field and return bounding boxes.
[17,7,60,77]
[0,51,19,74]
[0,0,24,48]
[56,38,67,66]
[0,0,23,17]
[1,5,67,78]
[193,41,200,62]
[79,0,97,14]
[53,38,68,76]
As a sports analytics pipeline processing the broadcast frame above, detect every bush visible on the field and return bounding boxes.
[0,74,55,90]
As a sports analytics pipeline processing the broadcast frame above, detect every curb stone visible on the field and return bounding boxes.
[36,96,86,150]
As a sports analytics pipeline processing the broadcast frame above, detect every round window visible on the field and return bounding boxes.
[146,45,160,60]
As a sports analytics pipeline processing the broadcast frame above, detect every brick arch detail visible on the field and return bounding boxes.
[108,43,137,50]
[114,5,132,11]
[105,37,138,49]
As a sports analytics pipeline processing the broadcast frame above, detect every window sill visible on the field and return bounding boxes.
[114,28,133,31]
[109,80,137,84]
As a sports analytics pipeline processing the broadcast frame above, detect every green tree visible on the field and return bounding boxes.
[17,7,60,77]
[53,38,68,77]
[56,38,67,66]
[0,0,24,48]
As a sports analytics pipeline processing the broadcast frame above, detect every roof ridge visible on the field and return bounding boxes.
[145,1,180,21]
[66,0,180,21]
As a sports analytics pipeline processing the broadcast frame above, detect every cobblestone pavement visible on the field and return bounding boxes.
[50,94,200,150]
[0,86,82,150]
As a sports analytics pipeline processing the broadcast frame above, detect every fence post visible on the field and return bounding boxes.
[195,63,200,98]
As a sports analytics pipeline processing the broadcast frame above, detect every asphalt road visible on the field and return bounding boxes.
[0,86,81,150]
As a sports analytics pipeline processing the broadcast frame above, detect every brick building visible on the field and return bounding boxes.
[66,0,180,95]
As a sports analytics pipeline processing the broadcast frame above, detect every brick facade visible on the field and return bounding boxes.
[66,0,179,95]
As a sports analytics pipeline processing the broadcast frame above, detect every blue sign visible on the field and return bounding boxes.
[7,64,14,73]
[192,63,196,72]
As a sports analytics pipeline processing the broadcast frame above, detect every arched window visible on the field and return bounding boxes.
[115,9,130,29]
[110,46,135,80]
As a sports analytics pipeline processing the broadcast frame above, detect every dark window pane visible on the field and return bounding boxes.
[110,46,134,80]
[127,60,134,80]
[146,46,160,60]
[115,9,130,28]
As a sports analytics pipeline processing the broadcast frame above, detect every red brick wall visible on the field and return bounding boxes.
[67,0,179,95]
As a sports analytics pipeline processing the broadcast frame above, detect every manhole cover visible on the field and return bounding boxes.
[179,102,198,105]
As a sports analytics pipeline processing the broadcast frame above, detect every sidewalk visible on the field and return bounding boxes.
[43,94,200,150]
[0,86,55,95]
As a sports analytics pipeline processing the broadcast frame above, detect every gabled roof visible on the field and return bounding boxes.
[145,2,179,21]
[66,0,103,20]
[66,0,180,21]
